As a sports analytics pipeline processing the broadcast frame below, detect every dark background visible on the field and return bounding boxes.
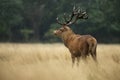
[0,0,120,43]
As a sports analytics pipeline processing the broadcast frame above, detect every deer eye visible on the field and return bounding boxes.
[59,28,64,32]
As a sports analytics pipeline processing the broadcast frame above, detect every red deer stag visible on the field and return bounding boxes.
[53,6,97,66]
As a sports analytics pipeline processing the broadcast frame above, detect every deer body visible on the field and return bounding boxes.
[54,6,97,66]
[54,26,97,66]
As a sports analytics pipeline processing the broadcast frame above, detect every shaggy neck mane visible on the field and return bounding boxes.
[61,30,75,47]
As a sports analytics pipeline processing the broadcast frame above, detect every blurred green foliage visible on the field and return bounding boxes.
[0,0,120,43]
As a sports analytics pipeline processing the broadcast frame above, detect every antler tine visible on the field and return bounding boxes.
[56,17,65,25]
[67,13,75,22]
[73,5,79,15]
[66,6,81,25]
[73,5,76,12]
[77,8,80,13]
[66,14,79,25]
[78,11,88,19]
[82,11,88,19]
[61,6,77,25]
[76,7,83,15]
[63,13,69,23]
[65,5,78,23]
[62,5,78,24]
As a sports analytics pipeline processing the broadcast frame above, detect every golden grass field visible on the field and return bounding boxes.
[0,43,120,80]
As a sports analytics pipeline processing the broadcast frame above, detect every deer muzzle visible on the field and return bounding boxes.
[53,30,57,35]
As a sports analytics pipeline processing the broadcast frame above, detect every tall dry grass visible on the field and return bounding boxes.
[0,43,120,80]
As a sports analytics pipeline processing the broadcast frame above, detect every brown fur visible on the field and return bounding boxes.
[54,26,97,66]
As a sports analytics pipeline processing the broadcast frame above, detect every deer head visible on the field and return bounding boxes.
[54,6,88,37]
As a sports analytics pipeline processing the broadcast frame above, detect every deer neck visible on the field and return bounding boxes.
[61,31,75,47]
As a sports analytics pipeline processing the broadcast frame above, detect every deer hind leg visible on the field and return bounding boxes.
[91,44,97,62]
[77,57,80,66]
[81,49,88,63]
[88,41,97,61]
[71,56,75,67]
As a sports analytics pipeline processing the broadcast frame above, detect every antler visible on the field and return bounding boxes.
[56,6,78,25]
[56,6,88,25]
[67,10,88,25]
